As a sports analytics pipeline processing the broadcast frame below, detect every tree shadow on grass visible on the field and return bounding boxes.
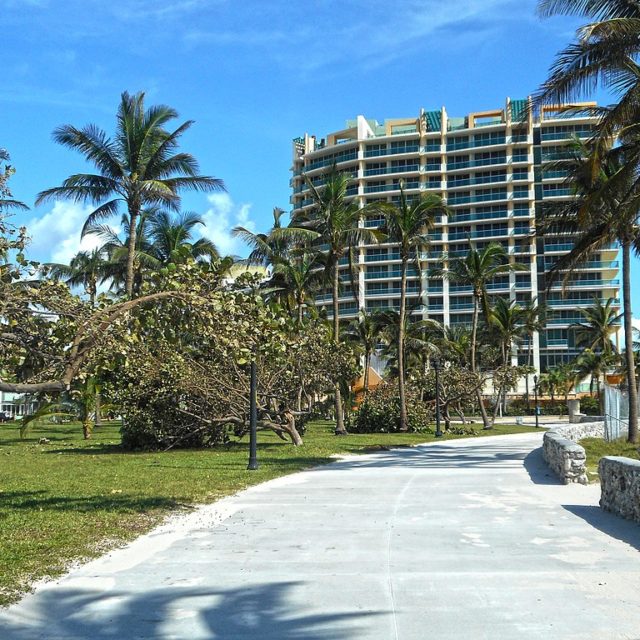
[0,490,184,514]
[562,504,640,551]
[0,582,383,639]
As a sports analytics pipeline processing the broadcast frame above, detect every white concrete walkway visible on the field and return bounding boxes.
[1,432,639,639]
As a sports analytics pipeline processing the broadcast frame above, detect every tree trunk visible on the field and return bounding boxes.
[89,276,97,308]
[622,242,638,443]
[363,351,370,395]
[95,389,102,428]
[283,411,303,446]
[125,206,139,299]
[332,264,346,435]
[398,256,408,431]
[471,293,492,428]
[297,298,304,325]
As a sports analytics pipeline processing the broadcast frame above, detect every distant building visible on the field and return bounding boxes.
[290,97,620,373]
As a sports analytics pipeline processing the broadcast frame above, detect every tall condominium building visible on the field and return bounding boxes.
[289,98,620,373]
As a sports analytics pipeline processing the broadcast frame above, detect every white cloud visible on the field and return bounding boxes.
[26,201,112,264]
[200,193,255,258]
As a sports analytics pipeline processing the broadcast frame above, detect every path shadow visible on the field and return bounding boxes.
[562,504,640,552]
[315,439,535,472]
[0,581,383,639]
[522,447,563,485]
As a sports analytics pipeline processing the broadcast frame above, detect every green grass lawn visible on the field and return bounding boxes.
[580,436,640,481]
[0,419,537,607]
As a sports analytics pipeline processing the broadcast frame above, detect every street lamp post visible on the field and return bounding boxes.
[432,357,443,438]
[247,360,259,470]
[533,374,540,430]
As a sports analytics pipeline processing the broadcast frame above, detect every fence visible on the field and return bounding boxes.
[603,384,635,441]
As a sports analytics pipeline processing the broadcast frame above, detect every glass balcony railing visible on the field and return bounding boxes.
[448,191,509,205]
[365,252,401,262]
[549,279,619,288]
[450,303,474,311]
[448,210,508,224]
[364,165,419,176]
[544,243,575,252]
[543,188,572,197]
[541,130,592,141]
[447,156,507,170]
[545,260,619,270]
[448,174,508,188]
[548,297,620,307]
[546,339,568,347]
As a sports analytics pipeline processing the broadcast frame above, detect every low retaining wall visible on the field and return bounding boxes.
[542,422,604,485]
[599,456,640,524]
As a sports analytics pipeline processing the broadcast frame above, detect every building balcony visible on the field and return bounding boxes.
[363,165,419,177]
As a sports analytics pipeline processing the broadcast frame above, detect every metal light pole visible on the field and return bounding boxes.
[533,374,540,429]
[432,357,443,437]
[247,360,258,470]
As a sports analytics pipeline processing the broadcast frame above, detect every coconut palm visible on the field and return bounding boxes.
[46,248,107,307]
[292,166,382,434]
[444,242,524,428]
[374,308,441,381]
[574,348,618,412]
[271,253,324,324]
[84,211,157,296]
[342,310,383,395]
[537,1,640,441]
[541,138,639,442]
[36,91,224,298]
[148,210,218,265]
[536,0,640,146]
[571,296,621,354]
[489,298,527,414]
[232,207,293,268]
[379,185,449,431]
[522,299,546,406]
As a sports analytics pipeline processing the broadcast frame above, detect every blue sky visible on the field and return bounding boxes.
[2,0,639,313]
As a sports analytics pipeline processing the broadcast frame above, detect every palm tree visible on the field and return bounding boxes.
[444,242,524,428]
[292,166,382,434]
[489,298,526,414]
[148,210,218,265]
[537,2,640,441]
[571,297,621,354]
[46,248,107,307]
[374,308,441,382]
[271,253,324,324]
[84,211,157,296]
[541,139,639,442]
[536,0,640,146]
[343,310,383,395]
[232,207,292,267]
[522,299,546,406]
[380,185,449,431]
[574,348,618,412]
[36,91,224,299]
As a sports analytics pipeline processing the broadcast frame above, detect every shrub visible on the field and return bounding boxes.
[347,383,433,433]
[580,395,601,416]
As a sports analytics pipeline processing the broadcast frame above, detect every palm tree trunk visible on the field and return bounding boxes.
[622,242,638,443]
[89,276,97,308]
[398,257,408,431]
[125,206,139,299]
[364,351,370,395]
[471,294,492,429]
[332,265,346,435]
[297,297,304,325]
